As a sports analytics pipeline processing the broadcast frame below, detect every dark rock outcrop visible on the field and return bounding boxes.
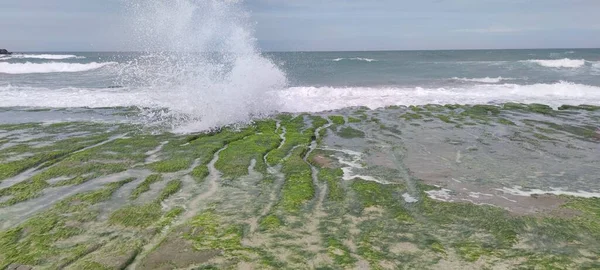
[0,49,12,55]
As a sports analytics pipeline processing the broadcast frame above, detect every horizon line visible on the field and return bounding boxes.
[8,46,600,53]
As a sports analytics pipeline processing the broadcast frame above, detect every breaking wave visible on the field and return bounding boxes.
[117,0,286,131]
[2,82,599,116]
[0,62,116,74]
[452,77,513,83]
[525,58,586,68]
[332,58,378,62]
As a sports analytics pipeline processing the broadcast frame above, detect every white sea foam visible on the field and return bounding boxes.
[452,77,512,83]
[498,186,600,198]
[1,82,599,118]
[402,193,419,203]
[8,54,85,60]
[0,62,115,74]
[591,61,600,73]
[525,58,586,68]
[277,81,600,112]
[115,0,286,131]
[425,188,454,202]
[332,57,378,62]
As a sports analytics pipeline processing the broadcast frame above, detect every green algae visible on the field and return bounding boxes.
[259,214,283,231]
[0,179,132,269]
[187,210,245,253]
[266,114,326,166]
[351,180,412,222]
[156,179,182,202]
[216,120,280,179]
[318,168,345,202]
[337,126,365,139]
[191,164,209,182]
[497,118,517,126]
[527,103,555,115]
[0,178,49,206]
[325,237,357,266]
[279,147,314,212]
[347,117,362,123]
[0,134,114,181]
[435,114,455,124]
[558,104,600,111]
[400,112,423,121]
[130,174,162,200]
[328,115,346,125]
[265,115,307,165]
[109,203,163,228]
[148,158,193,173]
[1,107,599,268]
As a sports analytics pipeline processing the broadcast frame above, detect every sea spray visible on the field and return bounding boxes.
[121,0,287,132]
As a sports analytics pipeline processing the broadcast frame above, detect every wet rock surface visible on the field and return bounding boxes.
[0,104,599,269]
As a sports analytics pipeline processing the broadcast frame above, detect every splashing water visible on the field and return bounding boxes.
[121,0,287,132]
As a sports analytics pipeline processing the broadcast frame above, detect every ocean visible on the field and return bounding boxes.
[1,49,599,130]
[1,1,600,267]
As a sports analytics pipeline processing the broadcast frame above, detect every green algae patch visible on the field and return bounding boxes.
[503,102,556,115]
[328,115,346,125]
[267,115,326,166]
[311,115,329,128]
[66,237,142,270]
[318,168,345,202]
[0,178,49,206]
[148,158,193,173]
[497,118,516,126]
[130,174,162,200]
[56,178,134,212]
[0,123,41,131]
[191,164,209,182]
[351,180,412,222]
[259,214,283,231]
[0,179,132,269]
[109,203,163,228]
[0,151,69,181]
[337,127,365,139]
[347,117,362,123]
[527,103,555,115]
[0,134,114,181]
[279,147,314,212]
[216,120,280,179]
[156,179,182,202]
[558,104,600,111]
[454,241,495,262]
[400,113,423,121]
[435,114,455,124]
[420,197,523,248]
[325,237,357,266]
[187,210,245,254]
[265,115,308,165]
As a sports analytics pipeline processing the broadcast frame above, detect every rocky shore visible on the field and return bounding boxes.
[0,103,599,269]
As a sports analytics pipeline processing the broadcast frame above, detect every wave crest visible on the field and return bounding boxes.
[2,82,599,116]
[332,58,378,62]
[525,58,586,68]
[277,81,600,112]
[452,77,513,83]
[0,62,115,74]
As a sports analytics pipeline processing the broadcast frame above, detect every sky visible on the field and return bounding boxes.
[1,0,599,51]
